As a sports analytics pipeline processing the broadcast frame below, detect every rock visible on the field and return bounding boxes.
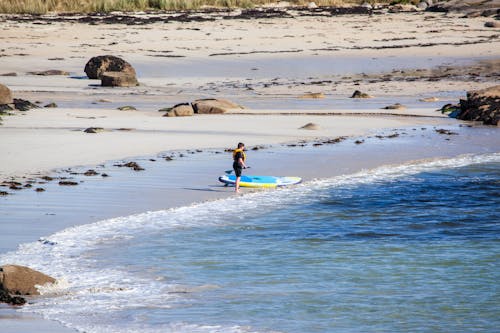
[418,2,429,10]
[299,92,325,99]
[117,105,137,111]
[44,102,58,108]
[0,72,17,76]
[307,2,318,9]
[192,98,243,114]
[101,71,139,87]
[0,104,14,113]
[427,0,500,17]
[13,98,39,111]
[59,181,78,186]
[0,264,55,296]
[351,90,372,98]
[300,122,320,130]
[389,4,418,12]
[163,103,194,117]
[84,55,136,80]
[0,288,26,305]
[420,97,439,102]
[0,83,13,104]
[83,169,99,176]
[485,21,500,28]
[84,127,105,133]
[457,85,500,125]
[361,2,373,10]
[27,70,69,76]
[382,103,406,110]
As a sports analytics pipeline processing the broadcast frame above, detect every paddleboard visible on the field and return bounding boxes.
[218,174,302,188]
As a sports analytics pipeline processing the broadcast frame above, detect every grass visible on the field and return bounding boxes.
[0,0,365,14]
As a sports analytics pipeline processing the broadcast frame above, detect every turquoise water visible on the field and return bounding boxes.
[3,155,499,333]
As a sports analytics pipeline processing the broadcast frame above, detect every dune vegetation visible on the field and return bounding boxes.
[0,0,420,14]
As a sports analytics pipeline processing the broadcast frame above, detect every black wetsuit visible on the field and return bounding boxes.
[233,151,243,177]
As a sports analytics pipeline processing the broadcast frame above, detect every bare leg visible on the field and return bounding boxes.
[235,176,241,193]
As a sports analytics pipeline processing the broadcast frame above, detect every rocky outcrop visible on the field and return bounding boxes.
[457,85,500,125]
[0,264,55,296]
[163,103,194,117]
[0,83,13,104]
[427,0,500,17]
[101,72,139,87]
[84,55,136,79]
[192,98,243,114]
[382,103,406,110]
[13,98,39,111]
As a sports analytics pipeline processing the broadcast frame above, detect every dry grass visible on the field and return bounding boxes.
[0,0,365,14]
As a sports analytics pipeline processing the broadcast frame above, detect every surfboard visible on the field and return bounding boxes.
[218,174,302,188]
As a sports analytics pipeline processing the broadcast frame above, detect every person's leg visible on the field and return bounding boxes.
[235,176,240,193]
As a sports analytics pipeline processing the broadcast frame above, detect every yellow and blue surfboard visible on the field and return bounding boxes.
[218,174,302,188]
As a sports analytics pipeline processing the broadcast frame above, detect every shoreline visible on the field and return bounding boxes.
[1,123,499,332]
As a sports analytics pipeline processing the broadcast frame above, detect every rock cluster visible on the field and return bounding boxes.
[84,55,138,87]
[161,99,243,117]
[0,84,39,113]
[457,85,500,126]
[427,0,500,17]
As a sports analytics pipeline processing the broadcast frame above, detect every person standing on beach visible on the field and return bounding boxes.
[233,142,248,193]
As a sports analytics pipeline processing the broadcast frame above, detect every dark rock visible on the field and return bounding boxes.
[0,191,9,196]
[40,176,54,181]
[191,98,243,114]
[0,288,26,306]
[0,72,17,76]
[83,169,99,176]
[101,71,139,87]
[0,104,14,113]
[35,188,45,192]
[0,264,55,296]
[435,128,458,135]
[44,102,58,108]
[351,90,372,98]
[0,83,13,104]
[84,55,136,80]
[13,98,39,111]
[457,85,500,125]
[27,70,69,76]
[299,122,320,130]
[485,21,500,28]
[114,161,144,171]
[84,127,105,133]
[101,173,109,177]
[59,181,79,185]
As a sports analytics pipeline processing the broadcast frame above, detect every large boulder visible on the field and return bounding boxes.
[191,98,243,114]
[84,55,136,80]
[0,83,13,104]
[163,103,194,117]
[101,71,139,87]
[0,264,55,295]
[457,85,500,125]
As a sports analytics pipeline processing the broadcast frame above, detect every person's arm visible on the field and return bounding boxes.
[238,157,247,169]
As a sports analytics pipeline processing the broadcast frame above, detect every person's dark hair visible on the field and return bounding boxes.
[238,142,245,148]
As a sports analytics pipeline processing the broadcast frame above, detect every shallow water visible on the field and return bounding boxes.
[2,153,499,333]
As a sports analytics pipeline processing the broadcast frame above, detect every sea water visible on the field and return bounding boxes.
[2,154,499,333]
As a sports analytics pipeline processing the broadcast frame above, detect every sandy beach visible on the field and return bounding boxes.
[1,4,499,332]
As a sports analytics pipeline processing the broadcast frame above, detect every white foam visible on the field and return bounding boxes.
[1,152,499,333]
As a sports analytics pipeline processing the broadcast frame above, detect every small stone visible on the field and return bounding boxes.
[351,90,372,98]
[382,103,406,110]
[299,92,325,99]
[299,122,320,130]
[484,21,500,28]
[117,105,137,111]
[44,102,58,108]
[84,127,105,133]
[35,188,45,192]
[59,181,79,186]
[83,169,99,176]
